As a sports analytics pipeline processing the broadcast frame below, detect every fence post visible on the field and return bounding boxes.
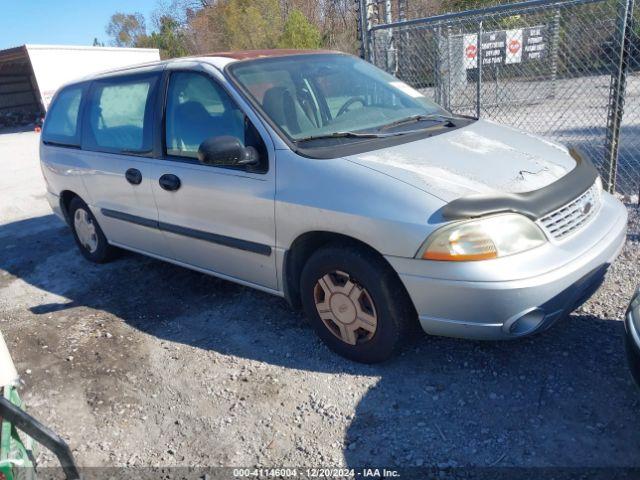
[356,0,368,60]
[435,26,442,105]
[356,0,377,61]
[549,9,561,99]
[383,0,397,73]
[476,21,483,118]
[446,26,453,111]
[604,0,635,193]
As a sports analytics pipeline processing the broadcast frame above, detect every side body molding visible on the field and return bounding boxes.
[100,208,272,256]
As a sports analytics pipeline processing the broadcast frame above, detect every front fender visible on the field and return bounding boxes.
[275,150,444,258]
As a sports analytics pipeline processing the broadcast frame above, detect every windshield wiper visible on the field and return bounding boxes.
[379,113,456,131]
[295,131,402,142]
[294,119,455,143]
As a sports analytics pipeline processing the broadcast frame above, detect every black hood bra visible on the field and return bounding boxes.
[442,148,599,221]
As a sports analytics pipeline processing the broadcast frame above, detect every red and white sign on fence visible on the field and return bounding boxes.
[505,29,524,64]
[463,34,478,69]
[462,25,546,69]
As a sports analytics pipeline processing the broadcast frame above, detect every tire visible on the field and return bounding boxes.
[68,197,117,263]
[300,244,416,363]
[626,330,640,389]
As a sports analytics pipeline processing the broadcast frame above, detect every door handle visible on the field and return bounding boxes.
[125,168,142,185]
[159,174,181,192]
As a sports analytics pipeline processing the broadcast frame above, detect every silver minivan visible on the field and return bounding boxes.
[40,50,627,363]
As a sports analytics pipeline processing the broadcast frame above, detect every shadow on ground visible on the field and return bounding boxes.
[1,214,639,467]
[0,125,37,135]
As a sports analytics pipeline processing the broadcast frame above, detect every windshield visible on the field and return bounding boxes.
[227,54,448,141]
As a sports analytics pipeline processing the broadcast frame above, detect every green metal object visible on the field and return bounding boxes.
[0,331,78,480]
[0,386,36,480]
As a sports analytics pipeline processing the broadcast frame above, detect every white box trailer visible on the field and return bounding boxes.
[0,44,160,126]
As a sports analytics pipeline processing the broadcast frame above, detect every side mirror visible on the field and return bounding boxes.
[197,136,259,167]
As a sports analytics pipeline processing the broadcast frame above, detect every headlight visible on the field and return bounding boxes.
[418,213,547,261]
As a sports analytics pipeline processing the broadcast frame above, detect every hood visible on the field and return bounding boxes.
[345,119,576,202]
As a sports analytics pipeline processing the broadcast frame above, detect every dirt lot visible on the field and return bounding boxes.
[1,130,640,472]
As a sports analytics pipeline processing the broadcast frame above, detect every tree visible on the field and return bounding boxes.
[104,0,362,56]
[106,12,147,47]
[136,15,189,59]
[278,9,322,49]
[277,0,358,53]
[92,38,105,47]
[186,2,228,53]
[223,0,282,50]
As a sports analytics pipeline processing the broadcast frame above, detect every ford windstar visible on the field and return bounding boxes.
[40,50,627,363]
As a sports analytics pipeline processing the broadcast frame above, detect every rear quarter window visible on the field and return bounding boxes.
[42,85,84,147]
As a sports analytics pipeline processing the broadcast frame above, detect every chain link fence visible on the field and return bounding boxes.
[358,0,640,198]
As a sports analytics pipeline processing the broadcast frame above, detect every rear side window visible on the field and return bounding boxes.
[84,75,158,153]
[42,85,84,146]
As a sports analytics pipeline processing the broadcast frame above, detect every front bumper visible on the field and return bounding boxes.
[386,193,628,340]
[625,287,640,387]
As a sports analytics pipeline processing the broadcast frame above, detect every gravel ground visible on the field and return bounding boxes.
[1,130,639,472]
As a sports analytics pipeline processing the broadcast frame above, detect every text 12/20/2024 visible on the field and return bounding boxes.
[232,468,400,478]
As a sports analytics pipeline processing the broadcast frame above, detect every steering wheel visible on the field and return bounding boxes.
[336,97,366,117]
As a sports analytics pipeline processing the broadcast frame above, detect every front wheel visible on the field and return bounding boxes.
[300,245,416,363]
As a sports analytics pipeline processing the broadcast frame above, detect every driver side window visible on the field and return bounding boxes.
[165,72,247,159]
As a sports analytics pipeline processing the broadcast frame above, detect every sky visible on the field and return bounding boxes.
[0,0,159,50]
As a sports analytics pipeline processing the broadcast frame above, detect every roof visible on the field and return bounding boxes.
[203,49,341,61]
[0,44,159,63]
[24,44,159,53]
[0,45,28,64]
[52,49,347,83]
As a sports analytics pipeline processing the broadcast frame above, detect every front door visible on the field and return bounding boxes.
[151,69,277,290]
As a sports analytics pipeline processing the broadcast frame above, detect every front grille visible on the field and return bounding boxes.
[537,181,602,241]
